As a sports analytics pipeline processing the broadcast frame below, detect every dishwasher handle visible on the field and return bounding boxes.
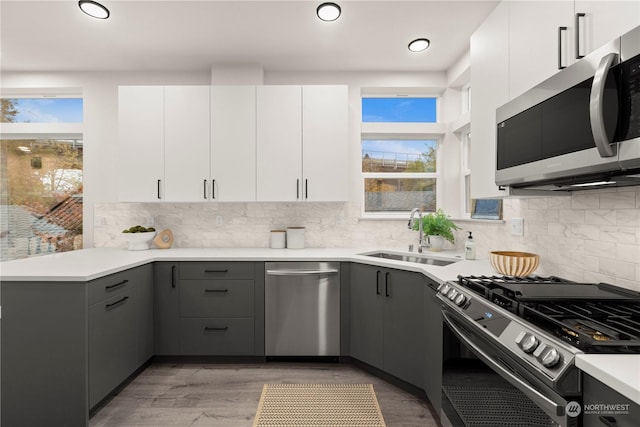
[266,269,339,276]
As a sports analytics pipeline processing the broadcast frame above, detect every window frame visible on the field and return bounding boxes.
[359,93,444,219]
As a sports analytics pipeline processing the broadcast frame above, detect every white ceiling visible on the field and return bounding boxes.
[0,0,499,73]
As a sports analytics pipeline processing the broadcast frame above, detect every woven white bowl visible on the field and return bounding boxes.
[121,231,156,251]
[490,251,540,276]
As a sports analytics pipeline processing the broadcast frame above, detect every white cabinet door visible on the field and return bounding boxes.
[575,1,640,57]
[470,1,510,199]
[211,86,256,201]
[163,86,211,202]
[256,85,303,202]
[118,86,165,202]
[509,1,575,100]
[302,85,349,202]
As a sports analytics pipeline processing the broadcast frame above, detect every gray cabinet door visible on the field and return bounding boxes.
[154,262,180,355]
[89,290,137,408]
[423,280,443,412]
[350,263,384,369]
[136,263,154,365]
[383,269,425,389]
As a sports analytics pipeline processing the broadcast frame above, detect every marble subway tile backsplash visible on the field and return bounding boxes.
[94,188,640,291]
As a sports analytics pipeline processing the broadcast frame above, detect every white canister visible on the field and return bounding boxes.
[286,227,305,249]
[270,230,286,249]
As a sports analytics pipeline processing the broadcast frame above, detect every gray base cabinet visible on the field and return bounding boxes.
[423,279,443,413]
[583,374,640,427]
[1,263,153,427]
[350,263,426,389]
[88,264,153,408]
[154,261,265,356]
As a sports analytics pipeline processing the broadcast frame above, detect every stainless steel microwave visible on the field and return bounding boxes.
[495,26,640,191]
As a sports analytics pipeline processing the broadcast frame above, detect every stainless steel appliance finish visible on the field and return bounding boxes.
[265,262,340,356]
[438,275,640,427]
[495,25,640,191]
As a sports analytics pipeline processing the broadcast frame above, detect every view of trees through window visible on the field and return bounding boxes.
[362,139,437,212]
[1,98,83,260]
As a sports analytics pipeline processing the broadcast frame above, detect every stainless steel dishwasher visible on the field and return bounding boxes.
[265,262,340,356]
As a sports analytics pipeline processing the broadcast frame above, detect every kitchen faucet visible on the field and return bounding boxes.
[408,208,428,252]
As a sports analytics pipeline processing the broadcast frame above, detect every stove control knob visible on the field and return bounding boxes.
[519,334,539,353]
[539,348,562,368]
[454,293,467,306]
[447,289,457,300]
[440,284,450,295]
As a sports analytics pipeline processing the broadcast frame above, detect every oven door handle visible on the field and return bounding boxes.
[442,310,568,423]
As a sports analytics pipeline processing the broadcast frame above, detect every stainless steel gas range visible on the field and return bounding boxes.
[437,275,640,427]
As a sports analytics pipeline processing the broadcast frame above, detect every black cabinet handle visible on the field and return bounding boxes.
[575,12,585,59]
[385,272,390,297]
[171,265,177,288]
[204,326,228,331]
[599,416,617,427]
[296,179,300,199]
[204,289,228,293]
[204,269,229,273]
[558,26,568,69]
[212,179,216,199]
[106,296,129,309]
[157,179,162,199]
[375,270,381,295]
[105,279,128,290]
[305,179,308,199]
[203,179,207,199]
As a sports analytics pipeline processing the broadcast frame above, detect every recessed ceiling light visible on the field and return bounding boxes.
[317,2,341,22]
[408,38,430,52]
[78,0,110,19]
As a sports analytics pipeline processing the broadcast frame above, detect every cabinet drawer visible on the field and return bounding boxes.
[180,262,255,280]
[180,279,254,317]
[179,318,254,355]
[88,269,136,305]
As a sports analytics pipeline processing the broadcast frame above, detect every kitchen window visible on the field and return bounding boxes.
[361,95,441,217]
[1,93,83,261]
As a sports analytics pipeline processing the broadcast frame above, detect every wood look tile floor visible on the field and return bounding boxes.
[89,362,439,427]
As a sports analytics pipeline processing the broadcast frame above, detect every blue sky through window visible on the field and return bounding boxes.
[7,98,83,123]
[362,97,436,123]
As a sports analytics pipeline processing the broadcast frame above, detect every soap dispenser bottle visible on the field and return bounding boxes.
[465,231,476,260]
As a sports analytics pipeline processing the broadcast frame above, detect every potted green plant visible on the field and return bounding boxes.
[415,209,460,251]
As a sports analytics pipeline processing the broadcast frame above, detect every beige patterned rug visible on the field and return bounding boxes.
[253,383,387,427]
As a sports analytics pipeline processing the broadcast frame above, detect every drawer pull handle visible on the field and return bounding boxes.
[105,279,128,290]
[204,289,228,293]
[204,326,228,331]
[204,269,229,273]
[106,296,129,309]
[171,265,177,288]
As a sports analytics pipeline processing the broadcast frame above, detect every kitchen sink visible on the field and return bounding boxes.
[361,251,460,266]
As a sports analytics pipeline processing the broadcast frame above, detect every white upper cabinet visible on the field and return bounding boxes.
[574,1,640,57]
[119,84,347,203]
[470,1,510,199]
[302,85,349,202]
[118,86,165,202]
[256,85,349,202]
[256,85,303,202]
[210,86,257,201]
[508,1,575,100]
[164,86,210,202]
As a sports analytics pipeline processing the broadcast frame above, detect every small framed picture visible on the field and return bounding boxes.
[471,199,503,220]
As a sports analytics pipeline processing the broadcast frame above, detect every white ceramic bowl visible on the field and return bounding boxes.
[490,251,540,276]
[121,231,156,251]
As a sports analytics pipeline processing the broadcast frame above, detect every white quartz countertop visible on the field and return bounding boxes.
[0,247,496,283]
[576,354,640,405]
